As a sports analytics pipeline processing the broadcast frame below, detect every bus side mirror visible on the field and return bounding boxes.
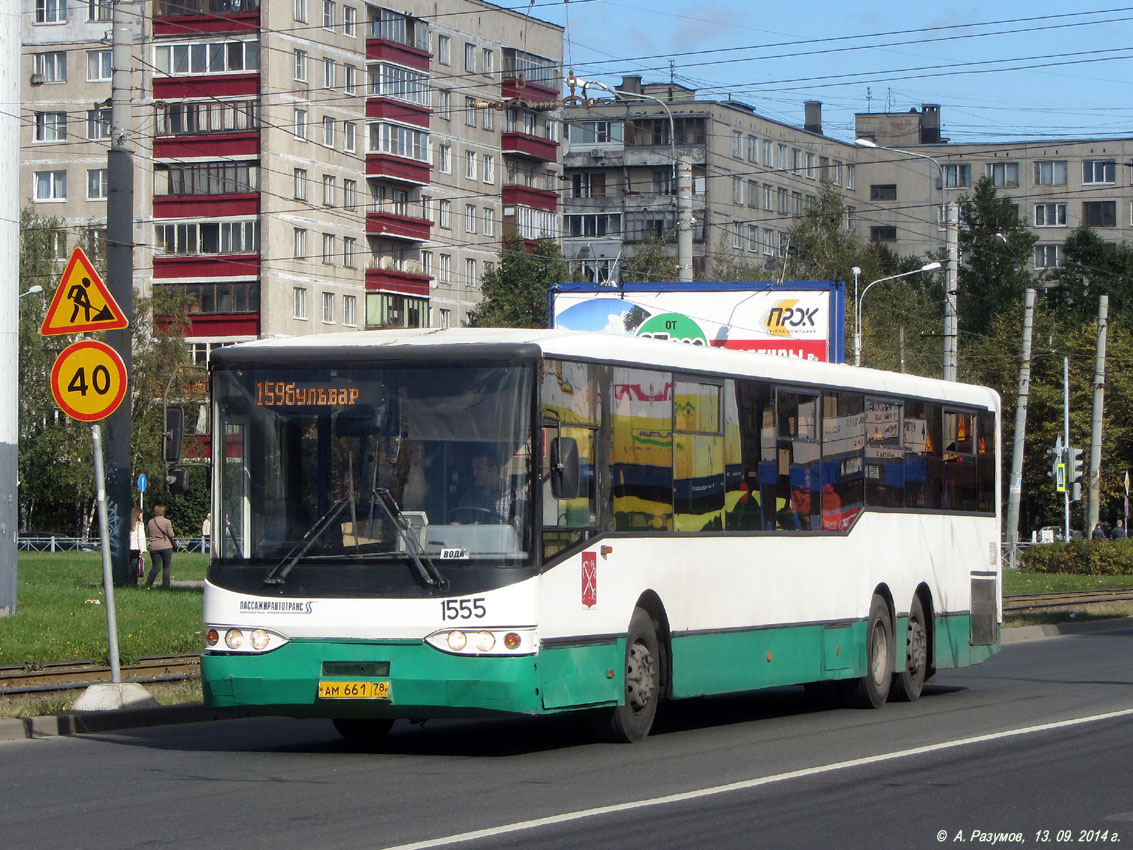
[550,437,579,499]
[164,406,184,463]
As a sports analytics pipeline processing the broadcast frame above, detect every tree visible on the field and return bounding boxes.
[622,235,678,283]
[467,236,570,328]
[1047,226,1133,325]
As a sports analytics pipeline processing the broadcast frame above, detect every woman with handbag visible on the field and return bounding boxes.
[129,507,146,584]
[145,504,176,589]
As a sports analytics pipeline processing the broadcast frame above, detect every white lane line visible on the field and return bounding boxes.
[377,707,1133,850]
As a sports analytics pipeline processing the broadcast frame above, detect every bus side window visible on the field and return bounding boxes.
[823,391,864,532]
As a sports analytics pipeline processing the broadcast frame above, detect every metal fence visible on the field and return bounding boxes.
[18,535,209,554]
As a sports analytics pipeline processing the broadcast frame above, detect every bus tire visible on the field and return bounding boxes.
[333,717,394,742]
[892,596,928,702]
[608,607,661,743]
[846,595,894,709]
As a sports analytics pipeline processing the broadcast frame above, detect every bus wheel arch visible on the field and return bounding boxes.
[608,594,669,743]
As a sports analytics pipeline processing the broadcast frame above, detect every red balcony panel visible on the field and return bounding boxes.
[155,313,259,337]
[501,78,558,104]
[501,185,558,213]
[153,254,260,279]
[365,267,431,297]
[501,132,559,162]
[365,212,431,242]
[153,131,259,160]
[153,193,259,218]
[365,98,431,128]
[154,13,259,36]
[366,155,432,186]
[153,74,259,99]
[366,40,430,72]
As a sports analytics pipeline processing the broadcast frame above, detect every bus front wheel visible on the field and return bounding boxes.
[608,607,661,743]
[845,595,894,709]
[892,596,928,702]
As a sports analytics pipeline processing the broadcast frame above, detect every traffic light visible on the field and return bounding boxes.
[165,468,187,494]
[1047,438,1065,492]
[1068,447,1085,502]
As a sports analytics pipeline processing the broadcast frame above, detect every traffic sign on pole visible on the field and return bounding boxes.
[50,340,128,422]
[39,247,128,336]
[137,473,147,493]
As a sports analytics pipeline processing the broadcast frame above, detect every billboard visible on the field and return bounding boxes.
[550,281,846,362]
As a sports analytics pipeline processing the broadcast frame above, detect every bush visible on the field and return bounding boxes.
[1019,538,1133,575]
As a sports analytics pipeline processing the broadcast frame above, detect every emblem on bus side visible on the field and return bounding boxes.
[582,552,597,608]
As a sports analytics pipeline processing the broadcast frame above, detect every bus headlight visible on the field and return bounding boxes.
[425,627,537,656]
[206,626,288,654]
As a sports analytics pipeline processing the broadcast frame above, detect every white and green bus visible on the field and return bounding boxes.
[201,328,1001,742]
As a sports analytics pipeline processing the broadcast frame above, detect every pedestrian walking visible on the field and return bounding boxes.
[129,507,146,584]
[1092,522,1107,539]
[1110,518,1127,540]
[201,512,211,553]
[146,504,176,589]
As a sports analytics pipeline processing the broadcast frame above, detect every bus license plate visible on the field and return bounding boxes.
[317,680,391,699]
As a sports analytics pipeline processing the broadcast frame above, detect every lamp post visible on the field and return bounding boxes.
[19,285,43,299]
[566,74,693,281]
[855,138,960,380]
[854,262,942,367]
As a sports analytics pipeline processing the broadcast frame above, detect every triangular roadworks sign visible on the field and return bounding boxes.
[40,247,128,336]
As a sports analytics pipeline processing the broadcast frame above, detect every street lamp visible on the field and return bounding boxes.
[853,261,941,367]
[20,285,43,299]
[854,137,959,381]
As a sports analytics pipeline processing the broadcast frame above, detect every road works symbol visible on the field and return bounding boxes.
[50,340,128,422]
[40,247,128,336]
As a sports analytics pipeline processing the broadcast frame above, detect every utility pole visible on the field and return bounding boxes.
[105,1,136,586]
[677,155,693,282]
[1063,357,1071,543]
[0,6,19,616]
[1006,289,1035,570]
[1087,295,1108,532]
[943,201,959,382]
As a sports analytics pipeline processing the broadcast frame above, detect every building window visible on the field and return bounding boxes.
[1034,203,1066,227]
[986,162,1019,188]
[870,226,897,243]
[322,0,335,30]
[343,237,357,268]
[777,144,788,171]
[293,228,307,259]
[482,48,494,77]
[870,184,897,201]
[367,121,429,161]
[87,50,112,81]
[294,0,307,22]
[1083,160,1116,184]
[762,140,773,166]
[747,224,758,252]
[732,177,743,205]
[35,0,66,23]
[158,161,258,195]
[943,164,971,188]
[465,203,477,233]
[1082,201,1116,227]
[791,148,803,176]
[465,150,476,180]
[792,192,803,216]
[343,179,357,210]
[86,108,111,140]
[732,131,742,158]
[322,57,335,89]
[294,49,307,82]
[747,135,758,163]
[343,294,357,326]
[34,170,67,202]
[154,39,259,76]
[777,187,788,214]
[438,199,451,229]
[439,253,451,283]
[322,116,334,147]
[832,160,843,186]
[322,174,336,206]
[437,89,450,119]
[1034,160,1067,186]
[571,174,601,199]
[293,286,308,319]
[321,232,334,264]
[465,258,477,285]
[437,35,450,65]
[483,154,495,184]
[422,250,432,279]
[438,308,450,329]
[87,1,112,22]
[483,106,494,131]
[465,42,476,73]
[763,228,774,255]
[322,291,335,322]
[294,168,307,201]
[763,184,773,211]
[746,180,758,207]
[34,111,67,142]
[483,207,495,236]
[1034,244,1063,268]
[846,206,856,230]
[805,152,816,179]
[732,221,743,249]
[34,51,66,82]
[293,108,307,140]
[343,6,356,36]
[87,168,108,200]
[343,121,356,152]
[438,143,451,173]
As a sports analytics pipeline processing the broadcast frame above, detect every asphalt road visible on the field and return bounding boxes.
[2,626,1130,850]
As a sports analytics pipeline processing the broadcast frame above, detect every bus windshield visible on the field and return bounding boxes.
[213,361,535,570]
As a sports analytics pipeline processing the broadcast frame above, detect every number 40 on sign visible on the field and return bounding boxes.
[50,339,128,422]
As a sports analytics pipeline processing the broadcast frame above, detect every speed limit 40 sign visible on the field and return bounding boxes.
[50,339,128,422]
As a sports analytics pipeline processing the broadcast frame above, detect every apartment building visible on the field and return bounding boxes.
[561,77,860,282]
[854,106,1133,270]
[22,0,562,358]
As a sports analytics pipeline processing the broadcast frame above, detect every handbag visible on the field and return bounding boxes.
[135,553,145,578]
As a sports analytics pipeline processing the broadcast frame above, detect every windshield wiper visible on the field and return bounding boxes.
[264,499,350,587]
[371,487,448,590]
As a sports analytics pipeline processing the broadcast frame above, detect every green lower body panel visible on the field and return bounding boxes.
[202,640,544,720]
[934,614,1001,669]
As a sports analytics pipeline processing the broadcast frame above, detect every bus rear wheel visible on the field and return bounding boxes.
[845,595,894,709]
[608,608,661,743]
[892,596,928,702]
[333,717,394,742]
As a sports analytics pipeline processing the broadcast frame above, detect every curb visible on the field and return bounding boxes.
[0,703,232,743]
[1001,615,1133,643]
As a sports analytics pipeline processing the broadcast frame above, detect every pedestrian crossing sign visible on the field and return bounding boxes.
[40,247,128,336]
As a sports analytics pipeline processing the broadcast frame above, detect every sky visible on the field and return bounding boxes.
[520,0,1133,144]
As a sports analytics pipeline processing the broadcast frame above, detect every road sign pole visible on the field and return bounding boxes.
[91,425,122,684]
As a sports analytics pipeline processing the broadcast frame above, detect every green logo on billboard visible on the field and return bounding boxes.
[636,313,708,346]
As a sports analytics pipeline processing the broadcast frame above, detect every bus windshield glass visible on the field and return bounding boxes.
[213,361,534,568]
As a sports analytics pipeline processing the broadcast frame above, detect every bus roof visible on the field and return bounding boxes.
[212,328,999,411]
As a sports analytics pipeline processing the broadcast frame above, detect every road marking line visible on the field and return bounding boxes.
[377,707,1133,850]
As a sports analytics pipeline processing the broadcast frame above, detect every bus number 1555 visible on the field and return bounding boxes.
[441,598,487,620]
